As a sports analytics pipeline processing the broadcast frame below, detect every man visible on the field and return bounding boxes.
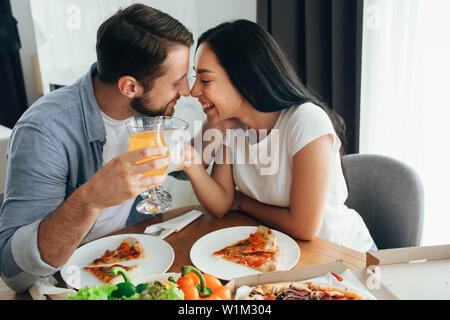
[0,4,193,293]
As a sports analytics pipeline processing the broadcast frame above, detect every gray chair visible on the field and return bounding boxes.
[0,192,3,208]
[342,154,424,249]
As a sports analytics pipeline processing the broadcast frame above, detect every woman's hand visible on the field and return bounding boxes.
[182,144,203,173]
[230,190,248,212]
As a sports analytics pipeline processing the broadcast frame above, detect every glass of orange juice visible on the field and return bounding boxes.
[126,116,189,215]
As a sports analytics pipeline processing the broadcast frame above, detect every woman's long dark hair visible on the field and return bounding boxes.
[196,19,347,153]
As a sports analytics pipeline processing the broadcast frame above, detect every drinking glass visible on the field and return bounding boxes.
[126,116,189,215]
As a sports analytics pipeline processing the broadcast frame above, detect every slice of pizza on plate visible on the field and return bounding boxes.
[89,237,147,266]
[83,264,140,284]
[212,226,282,272]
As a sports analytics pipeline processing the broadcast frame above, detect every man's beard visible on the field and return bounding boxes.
[130,95,178,117]
[130,96,164,117]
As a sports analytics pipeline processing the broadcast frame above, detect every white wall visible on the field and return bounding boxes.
[195,0,257,35]
[11,0,256,104]
[27,0,256,93]
[25,0,256,132]
[12,0,256,209]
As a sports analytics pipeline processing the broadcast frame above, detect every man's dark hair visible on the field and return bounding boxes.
[96,3,193,90]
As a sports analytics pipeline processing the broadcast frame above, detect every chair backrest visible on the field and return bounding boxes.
[342,154,424,249]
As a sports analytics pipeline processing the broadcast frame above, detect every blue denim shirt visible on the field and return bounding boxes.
[0,64,151,293]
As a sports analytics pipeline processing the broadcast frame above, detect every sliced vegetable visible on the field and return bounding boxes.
[331,272,343,281]
[111,283,136,299]
[135,283,149,294]
[177,265,231,300]
[106,266,136,298]
[69,267,184,300]
[137,281,183,300]
[67,284,117,300]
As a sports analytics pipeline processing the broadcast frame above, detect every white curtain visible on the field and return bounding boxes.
[360,0,450,245]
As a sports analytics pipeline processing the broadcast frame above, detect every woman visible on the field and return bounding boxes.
[183,20,375,253]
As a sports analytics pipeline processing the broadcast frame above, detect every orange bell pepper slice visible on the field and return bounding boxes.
[177,265,231,300]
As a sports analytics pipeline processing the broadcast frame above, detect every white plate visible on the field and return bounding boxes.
[138,272,180,284]
[61,234,174,289]
[190,226,300,280]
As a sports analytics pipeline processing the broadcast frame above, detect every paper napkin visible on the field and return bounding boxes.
[144,209,204,239]
[28,276,76,300]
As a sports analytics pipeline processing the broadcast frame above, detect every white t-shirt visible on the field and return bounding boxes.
[83,112,134,243]
[224,102,374,252]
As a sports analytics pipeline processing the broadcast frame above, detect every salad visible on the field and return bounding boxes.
[68,266,184,300]
[68,265,231,300]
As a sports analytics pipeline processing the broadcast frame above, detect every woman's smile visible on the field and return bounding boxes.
[202,103,215,113]
[191,43,247,123]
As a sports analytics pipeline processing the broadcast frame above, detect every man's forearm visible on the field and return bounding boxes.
[38,145,172,267]
[37,185,102,267]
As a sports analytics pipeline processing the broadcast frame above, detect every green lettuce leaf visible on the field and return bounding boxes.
[67,280,184,300]
[67,284,117,300]
[127,281,184,300]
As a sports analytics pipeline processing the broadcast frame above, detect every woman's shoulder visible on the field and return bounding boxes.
[281,102,333,130]
[282,102,338,156]
[284,101,329,119]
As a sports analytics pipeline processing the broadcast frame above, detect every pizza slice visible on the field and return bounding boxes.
[83,264,140,284]
[89,237,147,266]
[212,226,282,272]
[218,226,278,254]
[242,281,368,300]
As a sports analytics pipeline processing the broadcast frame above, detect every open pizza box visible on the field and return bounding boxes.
[352,244,450,300]
[226,260,380,300]
[226,244,450,300]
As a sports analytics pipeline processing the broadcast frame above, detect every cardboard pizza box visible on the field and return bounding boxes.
[358,244,450,300]
[226,260,379,300]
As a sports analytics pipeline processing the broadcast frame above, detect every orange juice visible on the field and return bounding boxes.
[128,131,168,176]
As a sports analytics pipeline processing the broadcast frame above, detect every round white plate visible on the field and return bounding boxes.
[190,226,300,280]
[61,234,174,289]
[138,272,180,284]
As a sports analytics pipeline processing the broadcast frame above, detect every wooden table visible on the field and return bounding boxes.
[0,205,365,300]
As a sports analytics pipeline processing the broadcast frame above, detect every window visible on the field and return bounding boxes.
[360,0,450,245]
